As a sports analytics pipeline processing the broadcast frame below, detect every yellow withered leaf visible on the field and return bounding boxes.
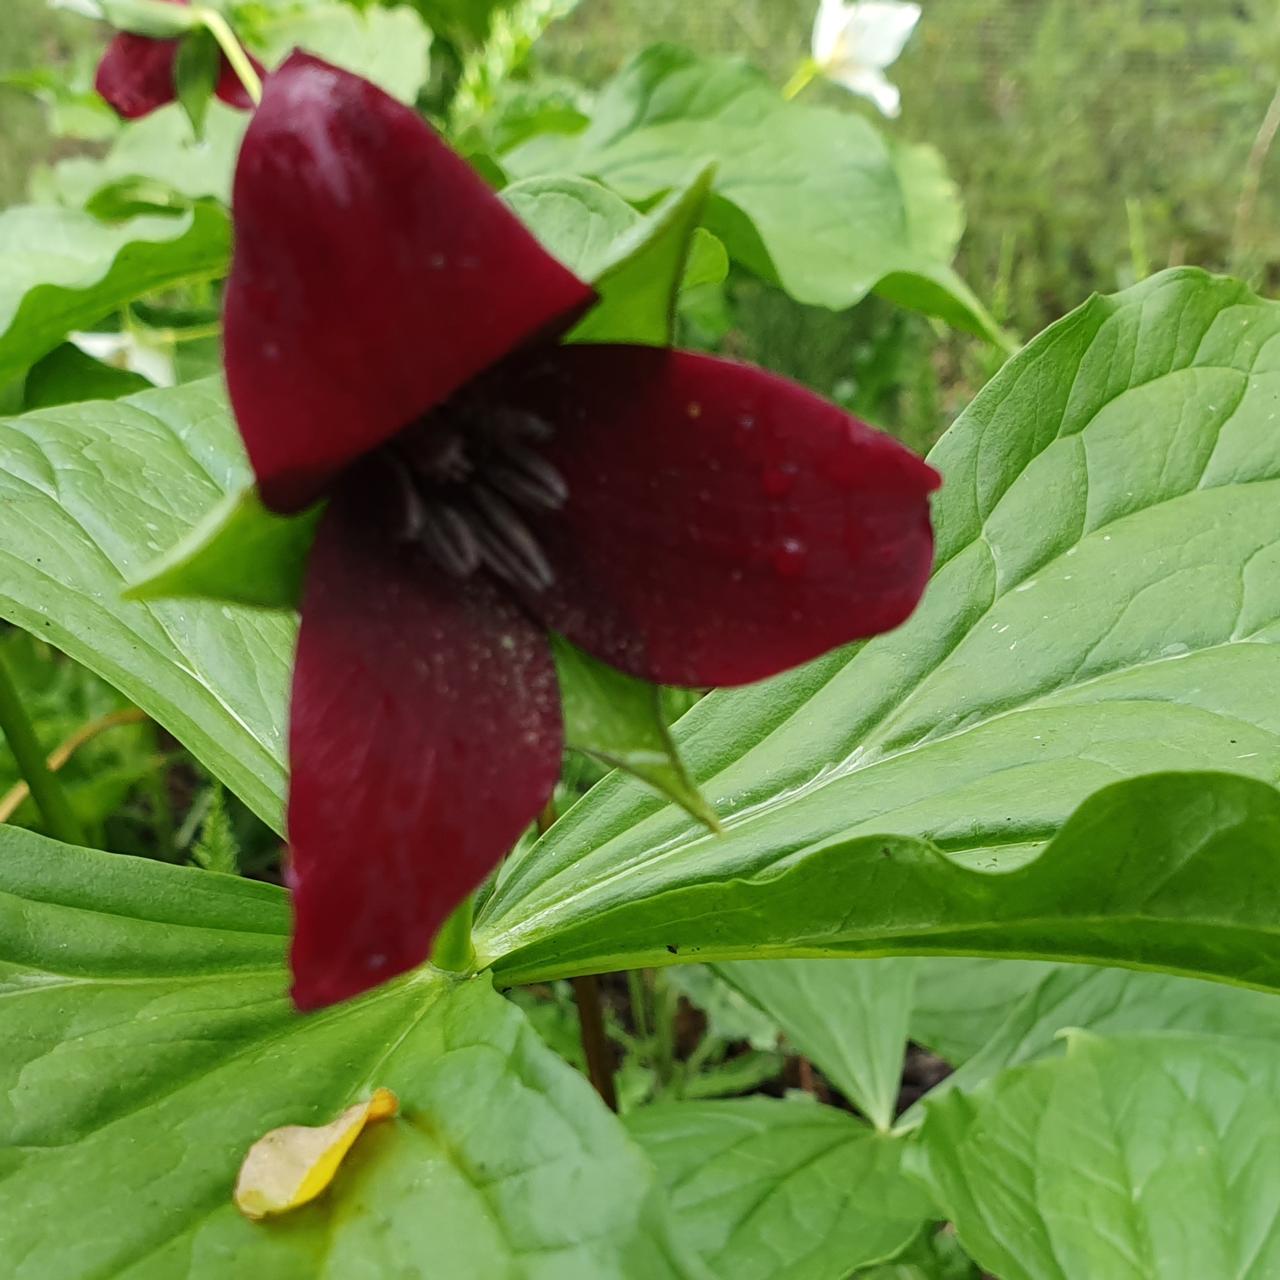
[234,1088,399,1220]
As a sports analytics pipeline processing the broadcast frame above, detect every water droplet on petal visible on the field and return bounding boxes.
[771,537,807,577]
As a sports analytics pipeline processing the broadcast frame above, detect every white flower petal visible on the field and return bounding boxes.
[832,1,922,72]
[70,331,130,363]
[829,65,903,117]
[811,0,857,65]
[69,330,176,387]
[131,345,177,388]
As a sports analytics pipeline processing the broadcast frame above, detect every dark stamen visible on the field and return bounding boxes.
[394,407,564,592]
[468,485,555,591]
[485,445,568,511]
[420,503,482,578]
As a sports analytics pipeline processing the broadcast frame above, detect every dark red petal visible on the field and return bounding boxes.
[224,53,595,515]
[287,470,562,1009]
[95,33,180,120]
[496,345,941,687]
[214,50,265,110]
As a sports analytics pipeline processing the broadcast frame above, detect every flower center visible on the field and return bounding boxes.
[389,405,566,593]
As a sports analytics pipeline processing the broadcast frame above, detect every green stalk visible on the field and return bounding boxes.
[627,968,651,1043]
[0,651,85,846]
[193,8,262,106]
[781,57,818,101]
[431,894,476,973]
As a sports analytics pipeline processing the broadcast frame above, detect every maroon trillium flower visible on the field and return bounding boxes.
[225,52,941,1009]
[95,0,262,120]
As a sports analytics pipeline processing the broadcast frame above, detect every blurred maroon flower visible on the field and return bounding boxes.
[225,53,941,1009]
[95,0,261,120]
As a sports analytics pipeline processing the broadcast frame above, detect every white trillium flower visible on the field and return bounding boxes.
[810,0,921,117]
[70,330,176,388]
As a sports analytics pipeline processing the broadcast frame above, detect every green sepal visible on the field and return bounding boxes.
[124,485,323,610]
[570,164,717,346]
[174,27,221,141]
[551,635,720,833]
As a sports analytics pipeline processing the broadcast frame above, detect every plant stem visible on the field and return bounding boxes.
[1233,82,1280,273]
[627,968,651,1042]
[0,652,85,846]
[653,969,678,1090]
[571,974,618,1112]
[539,793,619,1109]
[145,764,178,861]
[781,57,818,100]
[194,8,262,106]
[0,707,147,824]
[431,894,476,973]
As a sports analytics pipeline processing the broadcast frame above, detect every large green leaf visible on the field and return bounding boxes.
[0,829,704,1279]
[483,770,1280,984]
[0,378,292,826]
[476,270,1280,979]
[0,203,229,387]
[126,485,323,610]
[919,962,1280,1107]
[915,1031,1280,1279]
[627,1100,931,1280]
[908,959,1057,1064]
[504,45,1000,340]
[34,104,247,210]
[504,169,722,345]
[250,2,433,104]
[552,636,720,830]
[714,960,914,1131]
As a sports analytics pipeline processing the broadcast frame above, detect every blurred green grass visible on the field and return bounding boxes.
[544,0,1280,334]
[0,0,97,206]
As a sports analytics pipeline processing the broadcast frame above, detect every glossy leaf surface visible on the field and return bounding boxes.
[0,830,704,1280]
[506,45,1000,338]
[0,203,228,386]
[478,271,1280,979]
[628,1100,931,1280]
[916,1031,1280,1279]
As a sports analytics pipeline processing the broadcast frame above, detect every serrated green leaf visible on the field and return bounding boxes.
[126,485,323,609]
[552,636,719,831]
[628,1100,932,1280]
[174,27,221,141]
[504,45,1001,340]
[915,1031,1280,1279]
[714,959,914,1130]
[0,202,229,386]
[475,269,1280,979]
[0,829,704,1279]
[190,784,240,872]
[0,378,291,828]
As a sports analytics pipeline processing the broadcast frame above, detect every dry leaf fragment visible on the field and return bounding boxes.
[234,1088,399,1220]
